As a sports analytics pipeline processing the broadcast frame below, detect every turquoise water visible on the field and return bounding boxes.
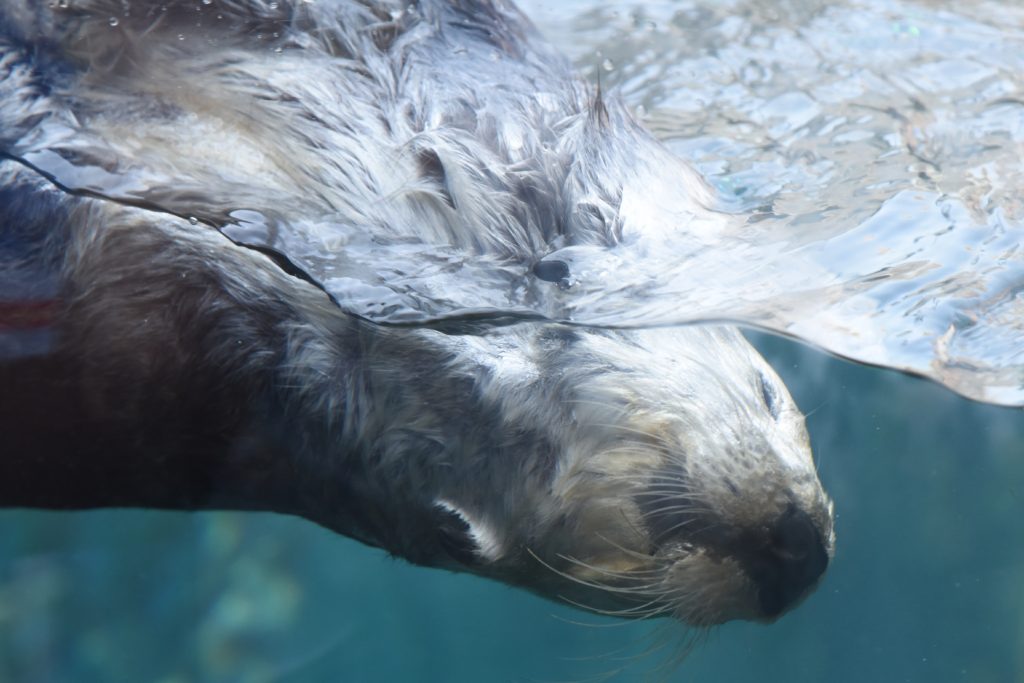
[2,0,1024,680]
[2,335,1022,681]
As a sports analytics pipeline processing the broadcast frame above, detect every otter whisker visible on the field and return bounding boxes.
[627,622,707,681]
[527,549,660,597]
[556,554,665,585]
[549,612,657,630]
[631,489,703,502]
[557,594,671,620]
[600,474,700,493]
[632,497,705,512]
[582,422,675,448]
[645,518,702,537]
[599,444,671,459]
[620,490,707,509]
[589,621,689,681]
[593,532,668,564]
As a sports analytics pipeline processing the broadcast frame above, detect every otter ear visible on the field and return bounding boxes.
[433,500,502,566]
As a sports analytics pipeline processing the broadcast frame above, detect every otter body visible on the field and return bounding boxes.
[0,0,832,625]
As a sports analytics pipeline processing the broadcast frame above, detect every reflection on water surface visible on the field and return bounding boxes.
[523,0,1024,405]
[5,1,1023,404]
[1,0,1023,681]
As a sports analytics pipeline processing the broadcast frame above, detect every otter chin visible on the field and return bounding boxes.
[0,0,833,626]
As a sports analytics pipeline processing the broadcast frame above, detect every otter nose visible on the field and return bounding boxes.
[746,506,830,619]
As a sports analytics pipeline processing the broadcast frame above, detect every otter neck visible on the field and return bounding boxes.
[0,287,452,564]
[0,256,378,526]
[0,336,310,518]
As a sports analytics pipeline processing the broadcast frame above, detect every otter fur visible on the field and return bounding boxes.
[0,0,833,625]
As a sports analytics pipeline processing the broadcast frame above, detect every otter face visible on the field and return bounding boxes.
[428,324,833,626]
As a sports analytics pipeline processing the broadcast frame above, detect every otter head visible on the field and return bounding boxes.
[418,324,833,626]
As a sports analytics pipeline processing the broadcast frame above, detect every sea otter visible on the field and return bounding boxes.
[0,0,833,625]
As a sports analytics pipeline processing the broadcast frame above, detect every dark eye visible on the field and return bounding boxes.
[759,372,781,420]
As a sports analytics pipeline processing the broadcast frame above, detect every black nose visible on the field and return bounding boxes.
[745,506,830,619]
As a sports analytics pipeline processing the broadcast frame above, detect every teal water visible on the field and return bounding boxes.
[2,335,1022,682]
[3,0,1024,680]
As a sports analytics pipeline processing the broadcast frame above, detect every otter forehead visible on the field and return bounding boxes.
[448,322,823,500]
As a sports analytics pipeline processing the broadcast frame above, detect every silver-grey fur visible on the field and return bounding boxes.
[0,0,834,625]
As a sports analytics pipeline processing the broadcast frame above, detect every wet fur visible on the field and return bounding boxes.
[0,0,833,625]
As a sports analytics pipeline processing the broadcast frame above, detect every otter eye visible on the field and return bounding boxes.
[758,372,781,420]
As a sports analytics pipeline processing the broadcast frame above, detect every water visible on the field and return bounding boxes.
[6,1,1023,404]
[2,0,1024,681]
[520,0,1024,406]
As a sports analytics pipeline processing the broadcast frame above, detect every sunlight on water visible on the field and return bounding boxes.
[522,0,1024,405]
[7,0,1022,404]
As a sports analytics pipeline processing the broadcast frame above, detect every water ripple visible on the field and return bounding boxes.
[5,0,1023,405]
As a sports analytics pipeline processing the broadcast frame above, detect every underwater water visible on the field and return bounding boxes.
[2,0,1023,681]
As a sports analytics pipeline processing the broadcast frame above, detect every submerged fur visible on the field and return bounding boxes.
[0,0,833,625]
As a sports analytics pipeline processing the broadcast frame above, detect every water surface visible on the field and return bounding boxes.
[2,0,1023,681]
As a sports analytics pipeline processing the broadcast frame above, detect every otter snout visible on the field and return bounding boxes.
[741,506,830,620]
[641,491,832,623]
